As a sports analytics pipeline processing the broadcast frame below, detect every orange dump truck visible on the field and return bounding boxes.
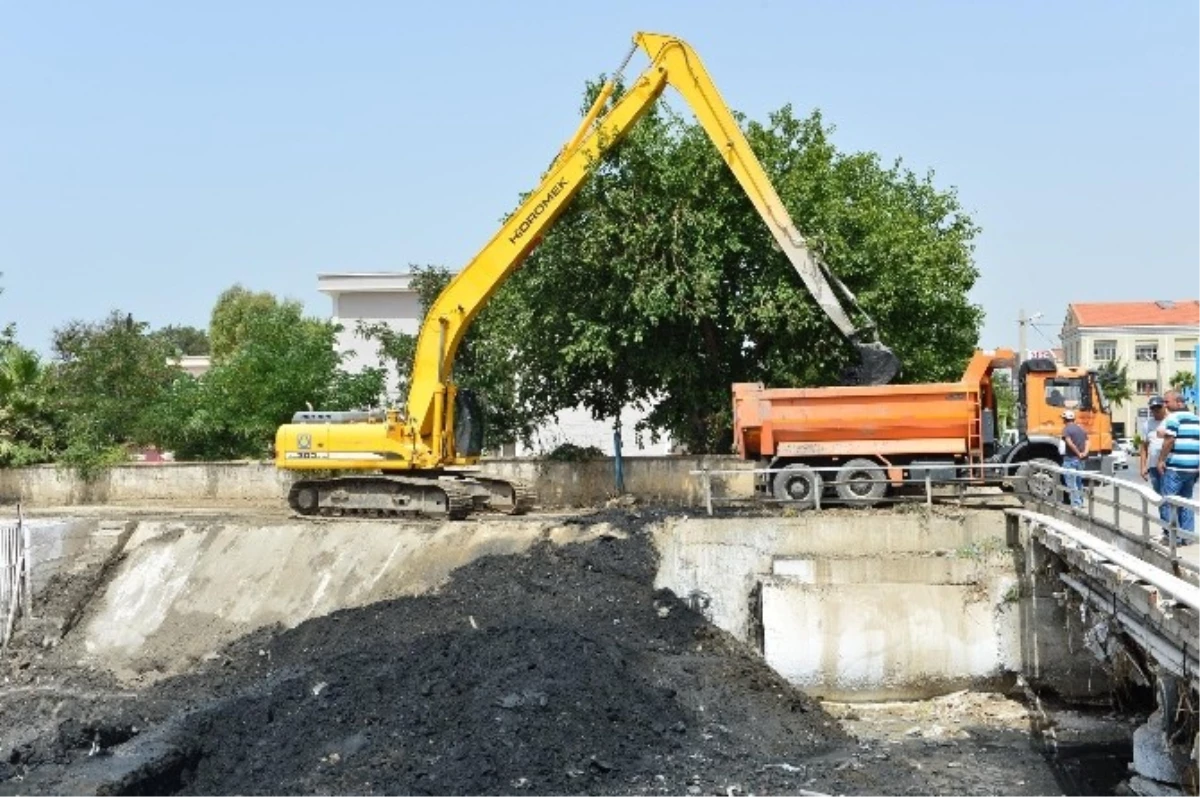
[732,349,1114,507]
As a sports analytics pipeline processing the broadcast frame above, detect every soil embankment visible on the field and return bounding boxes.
[1,509,1073,795]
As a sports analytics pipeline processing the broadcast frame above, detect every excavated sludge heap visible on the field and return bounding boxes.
[2,512,919,796]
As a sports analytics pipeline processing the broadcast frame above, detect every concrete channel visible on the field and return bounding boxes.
[0,502,1183,795]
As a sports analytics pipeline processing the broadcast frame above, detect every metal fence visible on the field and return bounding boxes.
[1017,460,1199,573]
[690,461,1028,514]
[690,460,1199,571]
[0,506,31,649]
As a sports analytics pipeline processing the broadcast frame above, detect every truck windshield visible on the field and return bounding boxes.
[1043,378,1088,408]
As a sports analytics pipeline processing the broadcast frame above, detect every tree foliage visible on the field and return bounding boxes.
[150,324,210,356]
[0,329,61,466]
[1170,369,1196,392]
[475,91,982,452]
[1095,357,1132,407]
[49,311,180,469]
[993,371,1016,431]
[31,312,187,476]
[148,292,384,460]
[210,285,291,361]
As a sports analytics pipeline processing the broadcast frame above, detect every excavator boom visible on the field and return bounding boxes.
[275,31,900,520]
[408,32,898,442]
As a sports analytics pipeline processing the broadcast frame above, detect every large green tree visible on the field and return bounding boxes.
[477,93,982,452]
[49,311,181,470]
[148,292,384,460]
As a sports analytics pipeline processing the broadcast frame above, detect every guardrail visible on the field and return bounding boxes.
[1017,460,1198,573]
[689,461,1025,514]
[689,460,1198,571]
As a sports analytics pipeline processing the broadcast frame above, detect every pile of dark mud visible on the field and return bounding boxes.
[0,511,1043,795]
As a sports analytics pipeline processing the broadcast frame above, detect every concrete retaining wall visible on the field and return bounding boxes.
[18,507,1107,702]
[0,456,755,509]
[652,511,1108,702]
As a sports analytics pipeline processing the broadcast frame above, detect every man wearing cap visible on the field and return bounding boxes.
[1156,389,1198,545]
[1060,410,1088,508]
[1140,395,1169,494]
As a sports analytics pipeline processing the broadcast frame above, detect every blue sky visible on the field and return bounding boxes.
[2,0,1197,358]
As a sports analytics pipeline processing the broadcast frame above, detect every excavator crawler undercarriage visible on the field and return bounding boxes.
[287,474,536,521]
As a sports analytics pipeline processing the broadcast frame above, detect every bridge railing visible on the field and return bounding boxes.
[688,461,1025,514]
[688,460,1198,571]
[1020,460,1198,573]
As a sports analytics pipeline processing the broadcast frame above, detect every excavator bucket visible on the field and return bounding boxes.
[842,341,901,386]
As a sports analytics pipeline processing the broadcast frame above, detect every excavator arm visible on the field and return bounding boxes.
[406,31,899,445]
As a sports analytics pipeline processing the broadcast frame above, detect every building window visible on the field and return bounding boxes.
[1135,380,1159,396]
[1177,344,1197,361]
[1093,340,1117,362]
[1134,343,1159,362]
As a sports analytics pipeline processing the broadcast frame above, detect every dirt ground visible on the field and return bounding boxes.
[0,509,1133,795]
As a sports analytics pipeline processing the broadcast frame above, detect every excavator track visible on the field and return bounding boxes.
[509,481,537,514]
[287,476,474,521]
[451,476,536,515]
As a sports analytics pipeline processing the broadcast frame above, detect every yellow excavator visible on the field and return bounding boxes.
[274,30,900,520]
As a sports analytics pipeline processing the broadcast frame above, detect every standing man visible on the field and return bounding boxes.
[1061,410,1088,508]
[1140,395,1169,493]
[1157,389,1199,546]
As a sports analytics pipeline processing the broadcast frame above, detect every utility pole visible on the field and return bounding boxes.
[1017,308,1027,371]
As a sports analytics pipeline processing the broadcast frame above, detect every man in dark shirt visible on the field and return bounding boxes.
[1061,410,1089,508]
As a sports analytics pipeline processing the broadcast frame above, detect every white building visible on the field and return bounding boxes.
[316,271,675,457]
[173,355,211,378]
[318,272,422,388]
[1060,299,1199,437]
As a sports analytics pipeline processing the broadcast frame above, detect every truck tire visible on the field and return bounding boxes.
[772,464,822,508]
[1015,458,1058,503]
[834,458,887,506]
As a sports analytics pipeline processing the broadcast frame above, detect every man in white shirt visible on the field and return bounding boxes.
[1140,395,1169,493]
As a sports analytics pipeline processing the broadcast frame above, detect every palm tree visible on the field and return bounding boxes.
[1170,370,1196,392]
[1095,357,1132,407]
[0,341,59,465]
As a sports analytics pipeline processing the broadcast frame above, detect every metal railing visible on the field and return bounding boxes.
[690,460,1198,572]
[0,505,31,649]
[690,461,1027,514]
[1017,460,1198,573]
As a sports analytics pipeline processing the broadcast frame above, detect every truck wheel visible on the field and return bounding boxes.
[1016,458,1058,502]
[772,464,822,508]
[834,458,887,506]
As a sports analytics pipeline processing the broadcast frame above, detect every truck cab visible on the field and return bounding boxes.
[1008,357,1114,472]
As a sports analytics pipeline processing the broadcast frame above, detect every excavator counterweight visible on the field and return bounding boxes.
[275,31,900,519]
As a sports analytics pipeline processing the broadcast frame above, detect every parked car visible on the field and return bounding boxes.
[1110,447,1129,470]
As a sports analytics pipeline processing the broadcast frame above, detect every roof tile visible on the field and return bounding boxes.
[1069,300,1199,328]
